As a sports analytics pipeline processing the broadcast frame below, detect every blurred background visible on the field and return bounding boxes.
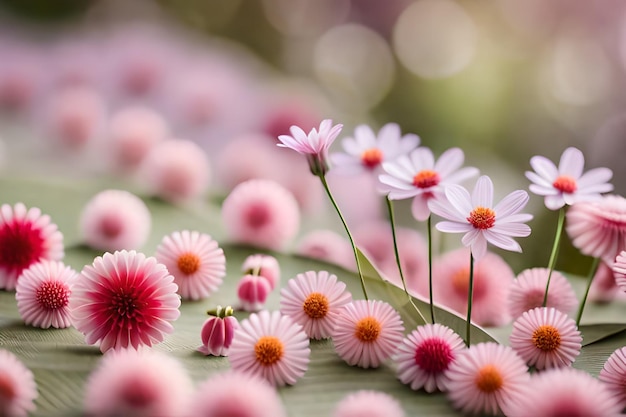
[1,0,624,275]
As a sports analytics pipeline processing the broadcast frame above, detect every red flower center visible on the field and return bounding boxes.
[475,365,503,393]
[413,170,440,189]
[122,377,158,408]
[0,373,16,402]
[99,215,123,238]
[105,285,149,328]
[36,281,70,310]
[0,220,45,274]
[246,203,271,229]
[360,148,383,169]
[467,207,496,230]
[414,337,454,373]
[451,267,487,301]
[552,175,577,193]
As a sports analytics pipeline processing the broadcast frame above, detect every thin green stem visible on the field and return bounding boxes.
[543,207,566,307]
[385,197,427,323]
[466,254,475,347]
[427,215,435,324]
[575,257,601,327]
[319,174,368,300]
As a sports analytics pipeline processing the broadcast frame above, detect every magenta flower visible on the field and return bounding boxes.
[241,254,280,290]
[525,147,613,210]
[237,274,272,312]
[428,175,532,260]
[599,346,626,409]
[70,250,181,352]
[508,268,578,319]
[0,349,37,417]
[198,305,238,357]
[331,390,405,417]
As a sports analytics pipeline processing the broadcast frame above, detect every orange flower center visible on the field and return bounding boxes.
[254,336,284,366]
[451,267,486,300]
[412,169,440,189]
[475,364,503,393]
[532,325,561,352]
[36,281,70,310]
[355,316,381,342]
[302,292,329,319]
[361,148,384,169]
[467,207,496,230]
[177,252,201,275]
[552,175,577,193]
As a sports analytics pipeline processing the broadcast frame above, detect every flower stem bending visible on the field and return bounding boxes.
[543,207,566,307]
[575,257,601,327]
[466,253,475,347]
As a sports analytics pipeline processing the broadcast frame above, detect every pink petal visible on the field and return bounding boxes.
[577,167,613,189]
[530,156,558,181]
[558,147,584,178]
[469,233,488,260]
[411,196,432,221]
[435,148,464,178]
[472,176,493,208]
[444,185,474,217]
[494,190,529,218]
[529,183,558,196]
[491,222,531,237]
[484,230,523,252]
[436,221,473,233]
[544,195,565,210]
[525,171,554,189]
[410,147,435,170]
[444,167,479,185]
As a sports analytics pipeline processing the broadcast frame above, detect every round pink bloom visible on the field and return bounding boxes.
[394,323,466,393]
[380,147,479,221]
[295,229,355,270]
[446,342,529,416]
[566,195,626,261]
[613,250,626,291]
[432,248,513,327]
[70,250,181,352]
[331,390,405,417]
[508,268,578,319]
[84,349,192,417]
[332,299,404,369]
[0,203,64,291]
[509,307,581,370]
[590,260,626,303]
[236,274,271,312]
[428,175,533,260]
[198,306,238,357]
[280,270,352,340]
[15,260,76,329]
[0,349,37,417]
[229,310,310,387]
[508,367,621,417]
[186,370,287,417]
[155,230,225,301]
[526,146,613,210]
[241,254,280,290]
[79,189,151,252]
[140,139,211,204]
[221,179,300,251]
[599,346,626,409]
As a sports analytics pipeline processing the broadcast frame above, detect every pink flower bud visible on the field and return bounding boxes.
[241,254,280,290]
[237,274,271,312]
[198,306,238,357]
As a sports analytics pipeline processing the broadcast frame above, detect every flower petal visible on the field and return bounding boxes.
[435,148,463,177]
[544,195,565,210]
[530,156,558,181]
[444,185,474,218]
[483,230,523,252]
[494,190,529,218]
[410,147,435,170]
[436,221,473,233]
[428,196,467,222]
[491,222,531,237]
[558,147,584,178]
[577,167,613,189]
[472,176,493,208]
[470,234,488,260]
[411,196,432,221]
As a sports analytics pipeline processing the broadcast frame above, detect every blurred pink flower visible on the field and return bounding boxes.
[241,254,280,290]
[599,346,626,409]
[331,390,405,417]
[0,349,37,417]
[508,268,578,319]
[613,250,626,291]
[589,260,625,303]
[236,274,271,312]
[295,229,355,270]
[198,306,238,357]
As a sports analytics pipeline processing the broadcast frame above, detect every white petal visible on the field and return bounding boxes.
[379,175,414,191]
[428,195,467,222]
[461,228,481,246]
[410,147,435,170]
[411,196,432,221]
[577,167,613,189]
[436,221,472,233]
[558,147,584,178]
[530,155,558,181]
[494,190,529,218]
[472,176,493,208]
[491,222,531,237]
[444,185,474,217]
[497,213,533,224]
[444,167,479,185]
[529,183,558,196]
[525,171,553,188]
[544,195,565,210]
[341,137,363,155]
[435,148,463,177]
[354,124,377,148]
[484,230,523,252]
[469,234,488,260]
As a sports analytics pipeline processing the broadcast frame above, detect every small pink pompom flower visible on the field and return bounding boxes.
[508,268,578,319]
[394,323,465,393]
[599,346,626,409]
[237,274,272,312]
[332,299,404,369]
[0,202,64,291]
[229,310,310,387]
[155,230,225,301]
[186,370,287,417]
[295,229,355,270]
[79,189,151,252]
[70,250,181,352]
[0,349,37,417]
[241,253,280,290]
[198,306,238,357]
[331,390,405,417]
[15,260,76,329]
[280,270,352,340]
[221,179,300,251]
[84,348,193,417]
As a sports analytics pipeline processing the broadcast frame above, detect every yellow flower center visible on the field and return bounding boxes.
[467,206,496,230]
[177,252,201,275]
[302,292,329,319]
[412,169,440,189]
[361,148,383,169]
[552,175,577,193]
[532,325,561,352]
[355,316,381,342]
[475,364,503,393]
[254,336,284,366]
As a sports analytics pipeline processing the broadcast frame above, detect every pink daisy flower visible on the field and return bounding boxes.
[428,175,533,260]
[228,310,310,386]
[613,250,626,291]
[566,195,626,261]
[70,250,181,352]
[277,119,343,176]
[599,346,626,409]
[280,270,352,340]
[15,260,76,329]
[186,370,287,417]
[241,253,280,290]
[79,189,151,252]
[509,307,581,370]
[236,274,272,312]
[446,342,529,416]
[331,390,405,417]
[221,179,300,251]
[394,323,466,393]
[0,349,37,417]
[508,268,578,319]
[508,367,621,417]
[295,229,355,270]
[84,348,193,417]
[198,306,238,357]
[0,203,64,291]
[526,146,613,210]
[589,260,623,303]
[155,230,225,301]
[380,147,479,221]
[330,122,420,175]
[332,299,404,369]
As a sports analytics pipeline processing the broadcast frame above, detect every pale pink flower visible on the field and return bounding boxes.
[613,250,626,291]
[509,307,581,370]
[280,270,352,339]
[526,146,613,210]
[295,229,355,270]
[508,268,578,319]
[330,123,420,175]
[277,119,343,176]
[508,367,621,417]
[236,274,272,312]
[221,179,300,250]
[15,260,76,329]
[331,390,405,417]
[155,230,225,301]
[599,346,626,409]
[0,203,64,291]
[228,310,310,387]
[0,349,37,417]
[380,147,479,221]
[198,306,238,357]
[446,342,529,416]
[241,254,280,290]
[394,323,465,393]
[589,260,623,303]
[186,370,287,417]
[84,349,192,417]
[428,175,532,260]
[70,250,181,352]
[79,189,151,252]
[332,299,404,369]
